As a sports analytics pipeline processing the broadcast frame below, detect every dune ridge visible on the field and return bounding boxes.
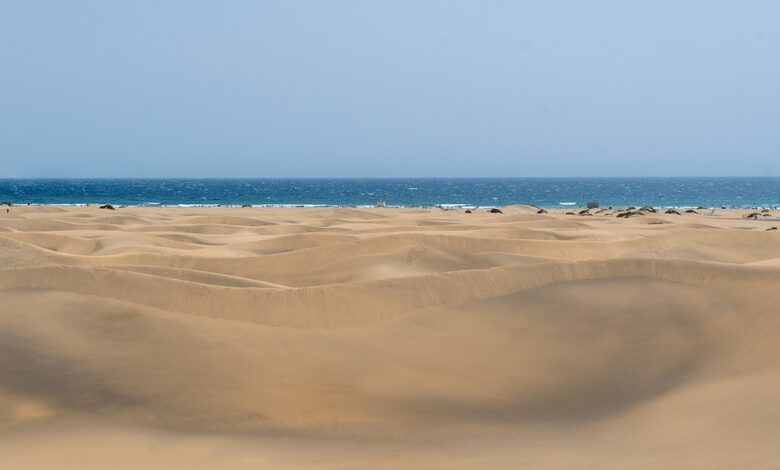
[1,257,777,328]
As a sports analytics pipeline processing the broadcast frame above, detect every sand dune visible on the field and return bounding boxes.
[1,206,779,468]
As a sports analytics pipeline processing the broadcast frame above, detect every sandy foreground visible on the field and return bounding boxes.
[0,204,779,468]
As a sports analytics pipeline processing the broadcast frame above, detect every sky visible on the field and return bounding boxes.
[1,1,778,177]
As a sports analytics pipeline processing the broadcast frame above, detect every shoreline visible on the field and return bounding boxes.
[3,202,780,210]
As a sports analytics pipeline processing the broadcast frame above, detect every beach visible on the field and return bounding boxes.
[1,204,779,468]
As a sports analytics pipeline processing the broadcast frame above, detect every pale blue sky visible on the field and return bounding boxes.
[1,1,778,177]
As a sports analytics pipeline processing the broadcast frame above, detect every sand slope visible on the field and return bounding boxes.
[1,206,779,468]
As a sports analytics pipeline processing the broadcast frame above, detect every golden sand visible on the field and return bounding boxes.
[1,204,779,468]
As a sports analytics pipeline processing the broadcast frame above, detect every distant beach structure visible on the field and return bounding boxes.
[587,201,600,209]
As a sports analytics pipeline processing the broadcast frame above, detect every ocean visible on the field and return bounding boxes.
[0,178,777,208]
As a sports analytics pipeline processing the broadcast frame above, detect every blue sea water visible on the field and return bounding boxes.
[0,178,777,208]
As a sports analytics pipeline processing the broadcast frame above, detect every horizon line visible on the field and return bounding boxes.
[0,175,777,180]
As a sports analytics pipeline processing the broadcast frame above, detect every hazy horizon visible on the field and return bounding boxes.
[1,175,779,180]
[2,1,778,178]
